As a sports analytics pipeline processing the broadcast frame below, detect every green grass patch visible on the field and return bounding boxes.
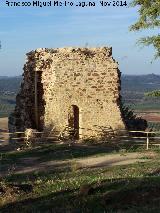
[1,143,160,212]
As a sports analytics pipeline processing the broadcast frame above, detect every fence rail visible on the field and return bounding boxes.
[1,129,160,150]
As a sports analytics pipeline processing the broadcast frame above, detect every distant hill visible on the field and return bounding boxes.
[0,76,22,117]
[0,76,22,94]
[121,74,160,93]
[121,74,160,107]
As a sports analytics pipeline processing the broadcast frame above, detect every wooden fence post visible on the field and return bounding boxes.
[146,132,149,150]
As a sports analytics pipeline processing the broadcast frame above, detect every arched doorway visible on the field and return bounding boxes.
[68,105,79,139]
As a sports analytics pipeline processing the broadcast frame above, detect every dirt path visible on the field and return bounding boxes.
[0,151,155,177]
[76,152,153,168]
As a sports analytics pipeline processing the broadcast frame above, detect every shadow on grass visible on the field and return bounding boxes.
[0,143,112,180]
[0,139,150,180]
[3,154,143,183]
[1,177,160,213]
[0,143,119,168]
[0,137,145,162]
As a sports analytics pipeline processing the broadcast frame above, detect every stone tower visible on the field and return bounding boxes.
[9,47,126,139]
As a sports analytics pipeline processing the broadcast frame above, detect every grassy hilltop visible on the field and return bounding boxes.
[0,74,160,212]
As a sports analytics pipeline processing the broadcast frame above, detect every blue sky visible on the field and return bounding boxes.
[0,0,159,76]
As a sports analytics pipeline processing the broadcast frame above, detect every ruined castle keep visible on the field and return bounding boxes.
[9,47,126,139]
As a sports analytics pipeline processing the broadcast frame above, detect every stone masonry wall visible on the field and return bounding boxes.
[9,47,126,139]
